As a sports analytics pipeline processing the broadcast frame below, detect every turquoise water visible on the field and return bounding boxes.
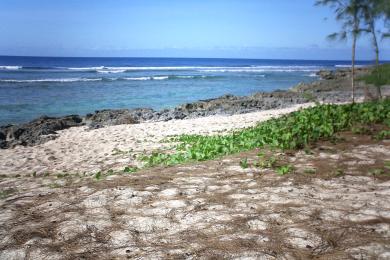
[0,56,372,125]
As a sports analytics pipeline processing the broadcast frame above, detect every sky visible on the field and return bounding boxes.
[0,0,389,60]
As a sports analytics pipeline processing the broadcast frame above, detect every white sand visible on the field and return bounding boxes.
[0,103,316,175]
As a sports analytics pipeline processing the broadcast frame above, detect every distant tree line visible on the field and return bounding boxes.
[316,0,390,101]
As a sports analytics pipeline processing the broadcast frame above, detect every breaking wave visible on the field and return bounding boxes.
[0,75,214,83]
[122,75,209,81]
[0,65,322,73]
[334,64,366,68]
[0,66,22,70]
[0,78,103,83]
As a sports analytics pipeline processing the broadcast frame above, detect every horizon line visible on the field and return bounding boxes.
[0,54,388,63]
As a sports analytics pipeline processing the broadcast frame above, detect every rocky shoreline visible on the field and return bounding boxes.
[0,67,377,149]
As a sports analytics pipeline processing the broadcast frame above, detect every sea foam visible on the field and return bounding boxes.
[67,66,105,71]
[122,76,169,81]
[0,66,22,70]
[0,78,103,83]
[199,66,320,73]
[335,65,365,68]
[97,69,127,74]
[0,65,323,73]
[0,75,213,83]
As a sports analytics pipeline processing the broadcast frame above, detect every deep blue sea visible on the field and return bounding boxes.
[0,56,374,125]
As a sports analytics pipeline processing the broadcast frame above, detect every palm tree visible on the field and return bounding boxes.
[361,0,380,65]
[360,0,381,99]
[360,0,390,99]
[316,0,363,103]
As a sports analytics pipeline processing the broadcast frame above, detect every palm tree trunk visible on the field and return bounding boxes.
[351,35,356,104]
[371,23,382,99]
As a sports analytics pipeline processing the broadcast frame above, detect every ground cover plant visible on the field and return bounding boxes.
[142,99,390,167]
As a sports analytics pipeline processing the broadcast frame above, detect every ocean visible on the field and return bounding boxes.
[0,56,373,125]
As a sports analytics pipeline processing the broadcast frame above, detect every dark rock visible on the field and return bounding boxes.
[0,131,6,149]
[85,109,138,129]
[317,70,335,80]
[0,131,5,141]
[0,115,83,148]
[167,91,310,119]
[131,108,156,121]
[334,70,348,78]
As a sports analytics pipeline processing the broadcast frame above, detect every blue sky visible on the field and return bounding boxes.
[0,0,389,60]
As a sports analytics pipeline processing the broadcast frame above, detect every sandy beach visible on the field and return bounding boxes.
[0,103,316,176]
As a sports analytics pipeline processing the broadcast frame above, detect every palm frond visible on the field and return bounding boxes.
[326,31,348,41]
[339,31,348,40]
[327,32,340,41]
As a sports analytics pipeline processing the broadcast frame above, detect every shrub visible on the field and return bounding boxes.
[359,64,390,87]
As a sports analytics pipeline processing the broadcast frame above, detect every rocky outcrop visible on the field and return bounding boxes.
[0,115,83,148]
[316,67,370,81]
[172,92,308,118]
[85,109,139,128]
[317,70,335,80]
[83,92,311,127]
